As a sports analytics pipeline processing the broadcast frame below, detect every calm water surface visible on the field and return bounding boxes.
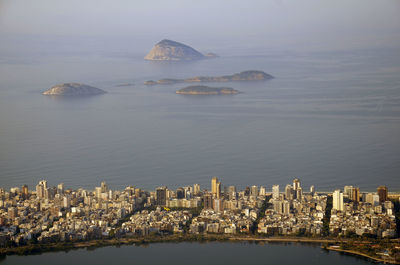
[0,48,399,191]
[0,242,375,265]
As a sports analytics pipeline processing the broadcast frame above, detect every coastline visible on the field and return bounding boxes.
[0,236,377,254]
[325,246,400,264]
[1,235,399,264]
[229,236,338,243]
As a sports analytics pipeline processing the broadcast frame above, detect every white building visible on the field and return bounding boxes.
[285,185,293,200]
[332,190,344,211]
[193,184,200,195]
[272,185,279,200]
[344,185,353,198]
[310,185,315,195]
[251,185,259,196]
[259,186,266,196]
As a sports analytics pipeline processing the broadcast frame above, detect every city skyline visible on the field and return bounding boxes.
[3,178,394,195]
[1,177,398,262]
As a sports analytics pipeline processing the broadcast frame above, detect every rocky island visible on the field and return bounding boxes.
[176,85,241,95]
[42,83,106,96]
[145,70,273,85]
[145,39,208,61]
[204,52,219,58]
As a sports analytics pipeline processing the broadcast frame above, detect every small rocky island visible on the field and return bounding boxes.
[145,39,210,61]
[42,83,106,96]
[145,70,273,85]
[204,52,219,58]
[176,86,241,95]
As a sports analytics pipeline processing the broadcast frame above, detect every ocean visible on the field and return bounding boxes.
[0,47,399,192]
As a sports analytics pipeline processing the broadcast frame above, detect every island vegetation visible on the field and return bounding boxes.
[115,83,134,87]
[144,70,273,85]
[42,83,106,96]
[176,86,241,95]
[144,39,210,61]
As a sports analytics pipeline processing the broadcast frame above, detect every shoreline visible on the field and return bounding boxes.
[1,235,399,264]
[0,235,327,255]
[325,246,400,264]
[229,236,338,243]
[0,235,376,254]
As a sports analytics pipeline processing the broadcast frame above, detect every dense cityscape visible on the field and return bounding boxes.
[1,177,399,260]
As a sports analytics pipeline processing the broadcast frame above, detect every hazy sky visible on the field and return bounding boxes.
[1,0,400,53]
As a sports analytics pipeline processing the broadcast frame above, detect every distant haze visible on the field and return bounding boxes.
[1,0,400,55]
[0,1,399,191]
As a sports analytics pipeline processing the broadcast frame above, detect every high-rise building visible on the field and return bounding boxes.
[213,198,223,212]
[352,187,360,202]
[95,187,102,199]
[40,180,48,190]
[273,200,283,214]
[285,185,293,200]
[332,190,344,211]
[204,193,213,209]
[251,185,258,197]
[223,186,229,199]
[166,189,172,199]
[365,193,380,206]
[134,188,141,197]
[57,183,64,195]
[259,186,266,196]
[193,184,200,195]
[211,177,218,195]
[63,195,71,208]
[216,182,221,199]
[22,185,29,199]
[283,200,290,215]
[244,187,250,196]
[45,186,56,200]
[293,178,301,199]
[227,186,237,200]
[344,185,353,198]
[101,182,108,193]
[296,187,303,201]
[184,187,192,199]
[176,187,185,199]
[156,187,167,206]
[310,185,315,195]
[272,185,279,200]
[377,186,388,202]
[293,178,300,191]
[36,180,47,199]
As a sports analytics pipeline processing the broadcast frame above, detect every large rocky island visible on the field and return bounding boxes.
[176,85,241,95]
[145,39,208,61]
[42,83,106,96]
[145,70,273,85]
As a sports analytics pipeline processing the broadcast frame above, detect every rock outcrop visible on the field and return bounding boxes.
[145,70,273,85]
[144,39,205,61]
[204,52,219,58]
[42,83,106,96]
[176,86,241,95]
